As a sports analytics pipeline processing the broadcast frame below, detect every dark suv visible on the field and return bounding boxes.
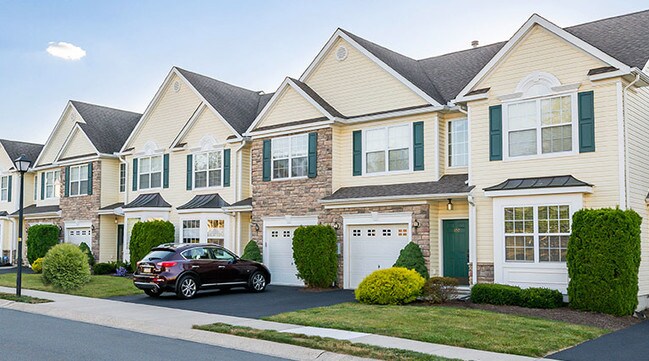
[133,243,271,299]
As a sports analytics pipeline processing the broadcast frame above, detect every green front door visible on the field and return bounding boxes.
[443,219,469,285]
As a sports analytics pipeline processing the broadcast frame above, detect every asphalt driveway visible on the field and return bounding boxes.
[112,285,356,318]
[549,320,649,361]
[0,266,33,275]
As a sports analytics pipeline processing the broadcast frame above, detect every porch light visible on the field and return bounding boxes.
[252,223,260,232]
[447,199,454,211]
[332,222,340,230]
[412,220,420,229]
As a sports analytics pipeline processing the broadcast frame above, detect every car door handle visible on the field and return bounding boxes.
[192,265,200,269]
[218,266,226,269]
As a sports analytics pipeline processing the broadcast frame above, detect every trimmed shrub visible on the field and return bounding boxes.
[42,243,91,290]
[241,240,263,263]
[93,262,116,275]
[129,220,175,268]
[520,287,563,309]
[79,242,95,266]
[31,258,44,274]
[471,284,522,306]
[355,267,425,305]
[26,224,60,265]
[393,242,429,280]
[292,225,338,288]
[422,277,459,304]
[567,208,642,316]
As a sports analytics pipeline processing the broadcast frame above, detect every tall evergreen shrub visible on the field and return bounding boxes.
[26,224,60,265]
[241,240,263,262]
[394,242,429,279]
[292,225,338,288]
[129,220,175,267]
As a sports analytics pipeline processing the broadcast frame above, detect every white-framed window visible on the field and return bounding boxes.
[194,150,223,188]
[138,155,163,190]
[272,134,308,180]
[448,119,468,167]
[182,220,200,243]
[119,164,126,193]
[364,124,411,174]
[69,164,89,196]
[33,175,37,200]
[504,204,571,263]
[505,94,576,158]
[44,170,61,199]
[0,176,8,202]
[207,219,224,245]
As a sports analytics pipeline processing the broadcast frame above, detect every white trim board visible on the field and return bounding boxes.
[53,123,100,163]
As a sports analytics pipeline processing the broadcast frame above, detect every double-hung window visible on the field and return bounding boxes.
[504,204,570,263]
[194,151,222,188]
[182,220,200,243]
[272,134,308,179]
[207,220,225,245]
[119,164,126,193]
[44,170,61,199]
[448,119,468,167]
[138,155,163,190]
[0,176,8,202]
[69,164,89,196]
[506,95,574,158]
[365,124,410,174]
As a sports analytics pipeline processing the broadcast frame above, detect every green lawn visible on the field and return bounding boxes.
[265,303,608,357]
[195,323,457,361]
[0,273,141,298]
[0,292,52,304]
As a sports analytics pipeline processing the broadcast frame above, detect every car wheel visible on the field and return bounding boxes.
[248,271,267,292]
[176,275,199,299]
[144,288,161,298]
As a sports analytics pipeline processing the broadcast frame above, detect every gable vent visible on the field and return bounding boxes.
[173,81,181,93]
[335,46,348,61]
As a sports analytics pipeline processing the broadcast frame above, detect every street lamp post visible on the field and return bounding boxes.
[13,154,32,297]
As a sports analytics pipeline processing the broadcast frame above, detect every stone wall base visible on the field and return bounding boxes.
[468,262,495,284]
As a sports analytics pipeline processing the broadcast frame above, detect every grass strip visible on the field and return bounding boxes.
[0,292,52,304]
[0,273,141,298]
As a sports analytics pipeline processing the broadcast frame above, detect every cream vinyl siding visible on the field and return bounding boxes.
[332,113,439,190]
[304,38,427,117]
[1,220,11,256]
[38,107,80,167]
[468,24,621,264]
[256,86,324,129]
[59,129,97,160]
[239,147,251,198]
[127,74,201,151]
[429,200,470,276]
[624,84,649,296]
[98,215,120,262]
[178,106,237,147]
[100,159,121,207]
[0,147,15,214]
[439,112,469,176]
[238,213,252,255]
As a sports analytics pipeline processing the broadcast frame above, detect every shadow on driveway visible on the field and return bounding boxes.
[0,266,33,275]
[111,285,356,319]
[548,320,649,361]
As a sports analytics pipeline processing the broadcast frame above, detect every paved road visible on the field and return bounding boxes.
[0,308,288,361]
[549,321,649,361]
[113,285,356,318]
[0,266,32,275]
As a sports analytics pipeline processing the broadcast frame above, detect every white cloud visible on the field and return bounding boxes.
[46,42,87,60]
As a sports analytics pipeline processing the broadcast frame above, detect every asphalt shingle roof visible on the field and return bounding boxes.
[177,193,229,210]
[70,101,141,154]
[0,139,44,165]
[10,205,60,216]
[322,174,471,201]
[228,197,252,208]
[484,175,592,192]
[289,78,344,118]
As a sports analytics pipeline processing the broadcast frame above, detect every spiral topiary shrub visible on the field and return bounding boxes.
[241,240,263,263]
[355,267,425,305]
[31,258,44,274]
[42,243,91,290]
[26,224,60,265]
[129,220,175,267]
[292,225,338,288]
[393,242,429,280]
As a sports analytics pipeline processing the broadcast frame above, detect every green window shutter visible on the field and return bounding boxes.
[578,91,595,153]
[40,173,45,200]
[186,154,193,191]
[223,149,231,187]
[7,176,12,202]
[87,162,93,195]
[64,166,70,197]
[413,121,424,171]
[163,154,170,189]
[308,132,318,178]
[352,130,362,176]
[132,159,138,191]
[262,140,271,182]
[489,105,503,161]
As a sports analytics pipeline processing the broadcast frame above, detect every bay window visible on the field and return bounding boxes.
[138,155,163,190]
[448,119,468,167]
[182,220,200,243]
[69,164,89,196]
[207,219,225,245]
[272,134,308,179]
[194,151,222,188]
[365,124,410,174]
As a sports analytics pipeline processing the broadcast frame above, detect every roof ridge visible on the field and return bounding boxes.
[564,8,649,29]
[174,67,262,95]
[0,139,44,147]
[417,41,508,62]
[70,100,142,116]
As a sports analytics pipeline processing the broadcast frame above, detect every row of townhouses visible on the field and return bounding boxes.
[2,11,649,307]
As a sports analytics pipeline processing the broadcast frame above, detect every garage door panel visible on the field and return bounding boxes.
[266,227,303,286]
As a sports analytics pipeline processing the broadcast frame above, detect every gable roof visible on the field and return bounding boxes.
[0,139,44,165]
[70,101,142,155]
[289,78,344,118]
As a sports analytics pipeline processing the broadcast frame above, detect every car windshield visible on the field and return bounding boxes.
[141,250,174,262]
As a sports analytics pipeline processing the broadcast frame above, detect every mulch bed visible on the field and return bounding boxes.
[417,300,641,330]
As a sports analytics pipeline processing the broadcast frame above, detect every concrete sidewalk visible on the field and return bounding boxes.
[0,286,548,361]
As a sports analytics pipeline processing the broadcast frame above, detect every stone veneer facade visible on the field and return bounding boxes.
[468,263,495,284]
[59,160,102,260]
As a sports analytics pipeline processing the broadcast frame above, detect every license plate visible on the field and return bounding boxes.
[142,267,152,274]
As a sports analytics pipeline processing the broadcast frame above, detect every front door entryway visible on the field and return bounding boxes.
[117,224,124,262]
[443,219,469,285]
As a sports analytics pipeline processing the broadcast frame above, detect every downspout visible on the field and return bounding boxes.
[622,74,640,209]
[117,153,129,261]
[457,105,478,285]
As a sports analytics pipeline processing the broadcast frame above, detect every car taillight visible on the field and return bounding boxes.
[157,261,177,269]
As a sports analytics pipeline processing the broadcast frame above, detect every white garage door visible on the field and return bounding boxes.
[348,224,410,288]
[67,228,92,247]
[265,227,303,286]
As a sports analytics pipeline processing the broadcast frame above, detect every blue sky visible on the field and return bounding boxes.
[0,0,646,144]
